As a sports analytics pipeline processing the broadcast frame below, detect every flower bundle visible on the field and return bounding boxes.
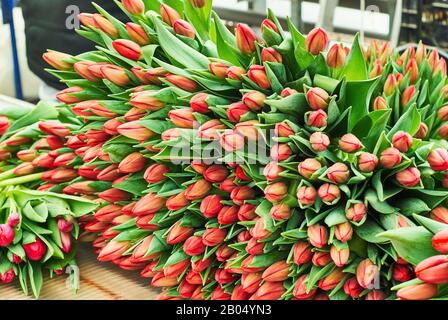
[21,0,448,299]
[0,102,98,297]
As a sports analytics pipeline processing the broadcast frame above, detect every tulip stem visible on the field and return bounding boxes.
[0,169,16,181]
[0,173,43,187]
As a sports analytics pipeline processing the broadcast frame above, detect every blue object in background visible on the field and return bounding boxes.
[1,0,23,99]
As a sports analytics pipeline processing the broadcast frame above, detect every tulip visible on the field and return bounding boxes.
[0,269,15,284]
[331,246,350,267]
[94,204,122,223]
[438,106,448,122]
[226,66,246,80]
[327,162,350,184]
[16,149,37,162]
[306,27,328,55]
[263,162,284,181]
[392,131,413,153]
[118,152,145,174]
[39,121,71,137]
[262,261,289,282]
[344,278,363,298]
[363,289,385,300]
[42,50,73,70]
[217,205,239,225]
[293,275,316,300]
[0,224,15,247]
[358,152,378,172]
[183,236,205,256]
[380,147,402,168]
[405,58,419,84]
[318,183,340,204]
[12,254,22,264]
[185,180,211,200]
[113,39,142,61]
[393,264,413,282]
[220,177,237,193]
[117,121,155,141]
[293,241,313,265]
[235,120,260,141]
[401,85,417,106]
[373,96,388,111]
[231,185,255,205]
[396,167,421,187]
[270,143,292,162]
[433,58,447,77]
[73,61,101,81]
[93,14,118,37]
[130,91,165,111]
[261,47,282,63]
[307,109,327,128]
[173,19,195,39]
[208,62,228,79]
[135,214,158,230]
[164,258,190,278]
[335,222,353,242]
[339,133,362,153]
[383,74,397,96]
[242,91,265,111]
[307,224,327,248]
[23,238,47,261]
[166,74,198,92]
[432,230,448,254]
[275,122,295,137]
[439,123,448,139]
[270,204,291,221]
[312,252,332,267]
[428,148,448,171]
[327,43,346,68]
[227,102,250,123]
[152,272,179,287]
[101,65,130,86]
[297,158,321,179]
[14,162,34,176]
[197,119,223,141]
[319,268,345,291]
[415,255,448,284]
[160,3,180,26]
[247,65,270,90]
[98,188,131,202]
[241,273,262,294]
[144,163,169,184]
[235,23,257,55]
[126,22,150,45]
[166,221,193,245]
[395,73,404,86]
[231,285,251,300]
[122,0,144,15]
[202,228,227,247]
[7,213,20,228]
[215,268,235,285]
[251,218,271,240]
[261,18,278,34]
[220,130,245,152]
[199,195,223,219]
[369,59,383,78]
[188,93,209,114]
[309,132,330,152]
[397,283,438,300]
[356,259,379,289]
[245,238,264,255]
[166,192,190,211]
[250,282,285,300]
[132,193,165,215]
[306,87,329,110]
[297,185,317,206]
[281,87,298,97]
[265,182,287,203]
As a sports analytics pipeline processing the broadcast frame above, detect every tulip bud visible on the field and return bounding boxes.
[330,246,350,267]
[433,58,447,77]
[220,130,245,152]
[132,193,165,216]
[307,109,327,128]
[166,74,198,92]
[327,162,350,184]
[335,222,353,242]
[23,238,47,261]
[261,260,289,282]
[235,23,257,55]
[185,180,211,200]
[202,228,227,247]
[393,263,413,282]
[152,272,179,287]
[117,121,155,141]
[439,123,448,139]
[327,43,346,68]
[93,14,119,38]
[42,50,73,70]
[265,182,287,203]
[126,22,150,45]
[306,27,328,55]
[248,65,270,90]
[101,65,130,86]
[369,59,382,78]
[281,87,298,97]
[251,218,271,240]
[432,206,448,224]
[0,224,15,247]
[270,143,292,162]
[217,205,239,225]
[293,241,313,265]
[345,203,367,222]
[208,62,228,79]
[397,283,438,300]
[415,255,448,284]
[263,162,284,182]
[318,183,340,204]
[13,162,34,176]
[166,192,190,211]
[396,167,421,188]
[38,121,71,137]
[242,91,265,111]
[183,236,205,256]
[122,0,144,15]
[319,268,345,291]
[189,93,209,113]
[306,87,329,110]
[383,74,397,96]
[130,91,165,111]
[293,275,316,300]
[344,278,363,298]
[392,131,413,153]
[113,39,142,61]
[270,204,291,221]
[297,185,317,207]
[144,163,169,184]
[380,147,402,169]
[428,148,448,171]
[432,230,448,254]
[118,152,145,174]
[220,177,237,193]
[166,221,193,245]
[198,119,224,140]
[227,102,250,123]
[356,259,379,289]
[339,133,362,153]
[356,152,378,173]
[0,116,9,135]
[160,4,180,26]
[373,96,388,111]
[251,282,285,300]
[200,195,223,218]
[405,58,419,84]
[16,149,38,162]
[226,66,245,80]
[297,158,321,179]
[241,272,262,294]
[307,224,328,248]
[261,18,278,33]
[261,47,282,63]
[312,252,332,267]
[0,269,15,284]
[401,85,417,107]
[309,132,330,152]
[173,19,195,39]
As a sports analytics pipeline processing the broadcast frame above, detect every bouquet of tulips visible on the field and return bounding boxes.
[4,0,447,300]
[0,102,98,297]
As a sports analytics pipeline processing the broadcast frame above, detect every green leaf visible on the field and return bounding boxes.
[387,104,421,138]
[413,214,448,234]
[355,220,388,244]
[345,78,379,131]
[28,262,43,298]
[394,198,430,215]
[377,226,440,265]
[340,34,368,81]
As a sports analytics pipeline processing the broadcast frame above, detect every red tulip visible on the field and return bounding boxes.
[309,132,330,152]
[42,50,72,70]
[358,152,378,172]
[397,283,438,300]
[427,148,448,171]
[392,131,412,152]
[380,147,402,169]
[318,183,340,204]
[396,167,421,187]
[112,39,141,61]
[327,43,346,68]
[202,228,227,247]
[247,65,270,90]
[432,230,448,254]
[297,185,317,206]
[235,23,257,54]
[160,4,180,26]
[415,255,448,284]
[306,87,329,110]
[327,162,350,184]
[356,259,379,289]
[0,224,15,247]
[306,27,328,55]
[173,19,195,39]
[307,224,328,248]
[293,241,313,265]
[23,238,47,261]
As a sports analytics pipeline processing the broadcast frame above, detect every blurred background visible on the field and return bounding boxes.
[0,0,447,101]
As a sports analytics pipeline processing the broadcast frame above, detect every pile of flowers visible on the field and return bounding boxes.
[2,0,448,299]
[0,102,97,297]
